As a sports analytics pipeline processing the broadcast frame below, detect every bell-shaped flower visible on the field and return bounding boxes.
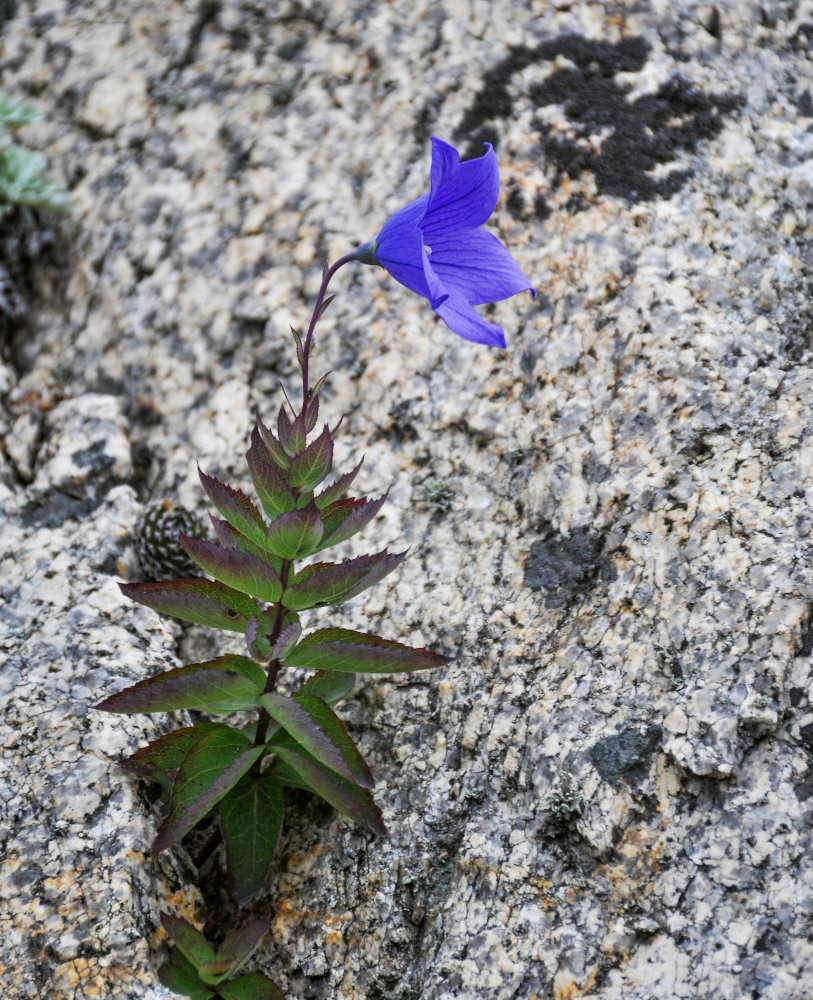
[363,137,535,348]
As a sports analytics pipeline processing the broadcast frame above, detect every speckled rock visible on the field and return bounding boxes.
[2,0,813,998]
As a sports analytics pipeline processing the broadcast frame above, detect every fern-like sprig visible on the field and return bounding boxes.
[0,90,72,217]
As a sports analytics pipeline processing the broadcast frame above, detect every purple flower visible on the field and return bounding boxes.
[365,137,535,348]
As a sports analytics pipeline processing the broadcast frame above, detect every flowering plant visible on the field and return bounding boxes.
[98,138,531,997]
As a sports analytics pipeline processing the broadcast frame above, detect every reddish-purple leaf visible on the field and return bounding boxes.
[276,403,293,452]
[317,492,388,550]
[270,742,386,836]
[221,773,284,907]
[246,429,296,517]
[297,670,355,704]
[119,579,260,632]
[270,620,301,660]
[153,728,264,852]
[217,973,286,1000]
[209,516,282,573]
[246,615,272,662]
[96,655,265,715]
[304,391,320,433]
[261,692,373,788]
[180,535,283,603]
[120,723,222,794]
[287,425,333,491]
[265,503,324,559]
[216,919,272,973]
[277,404,306,455]
[282,549,406,610]
[199,468,268,548]
[160,913,217,967]
[283,627,451,674]
[255,414,290,468]
[314,458,364,508]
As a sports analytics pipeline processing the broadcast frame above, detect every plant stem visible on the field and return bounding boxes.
[300,251,359,403]
[252,559,292,759]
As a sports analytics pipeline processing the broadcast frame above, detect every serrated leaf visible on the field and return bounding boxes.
[270,620,301,660]
[287,425,333,491]
[221,774,284,907]
[297,670,355,704]
[96,656,265,715]
[120,723,222,794]
[282,550,406,611]
[314,458,364,508]
[199,468,268,548]
[256,414,290,468]
[261,693,373,789]
[180,536,283,603]
[247,430,297,517]
[271,742,386,836]
[217,973,286,1000]
[277,404,306,455]
[153,728,264,852]
[284,627,450,674]
[210,516,283,573]
[265,503,324,559]
[120,579,259,633]
[158,947,216,1000]
[246,615,273,662]
[316,493,388,551]
[160,914,217,968]
[303,392,320,433]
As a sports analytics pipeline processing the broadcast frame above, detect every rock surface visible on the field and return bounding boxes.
[2,1,813,998]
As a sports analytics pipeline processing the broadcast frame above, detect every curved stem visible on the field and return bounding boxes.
[300,251,361,404]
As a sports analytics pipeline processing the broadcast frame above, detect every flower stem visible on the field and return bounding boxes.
[299,250,364,405]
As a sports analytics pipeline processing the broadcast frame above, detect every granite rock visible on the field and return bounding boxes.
[2,0,813,997]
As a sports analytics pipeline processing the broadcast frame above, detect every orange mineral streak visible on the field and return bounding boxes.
[272,897,351,942]
[553,965,600,1000]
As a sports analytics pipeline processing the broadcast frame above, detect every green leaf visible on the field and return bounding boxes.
[158,947,216,999]
[160,914,217,967]
[315,459,364,508]
[120,723,223,794]
[199,468,268,548]
[210,516,283,573]
[297,670,354,704]
[287,425,333,490]
[256,414,291,468]
[316,493,388,550]
[180,535,283,603]
[284,627,450,674]
[221,775,284,907]
[247,430,297,517]
[265,503,324,559]
[270,620,301,659]
[153,728,264,852]
[261,693,373,788]
[96,655,265,715]
[120,579,260,633]
[270,741,386,836]
[265,754,313,791]
[282,550,406,611]
[217,973,286,1000]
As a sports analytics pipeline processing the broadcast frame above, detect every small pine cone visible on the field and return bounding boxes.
[137,501,206,581]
